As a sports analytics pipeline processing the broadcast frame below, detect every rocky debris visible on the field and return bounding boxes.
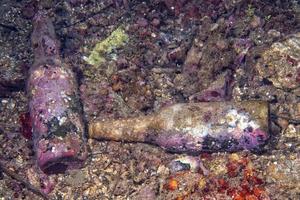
[159,153,273,200]
[0,1,32,97]
[189,71,233,102]
[270,103,300,153]
[255,32,300,90]
[0,0,300,199]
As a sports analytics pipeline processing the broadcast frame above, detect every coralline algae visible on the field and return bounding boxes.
[27,12,87,174]
[84,27,129,66]
[89,101,269,153]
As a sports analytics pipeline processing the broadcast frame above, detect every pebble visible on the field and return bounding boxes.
[157,165,169,175]
[250,15,262,29]
[284,124,297,138]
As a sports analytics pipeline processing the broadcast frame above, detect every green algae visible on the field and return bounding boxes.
[84,27,129,66]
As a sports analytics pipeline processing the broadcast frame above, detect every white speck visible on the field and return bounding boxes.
[182,124,210,137]
[83,56,88,62]
[60,74,66,79]
[1,99,8,104]
[59,117,66,125]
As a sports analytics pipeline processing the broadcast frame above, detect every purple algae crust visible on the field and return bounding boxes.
[145,101,269,154]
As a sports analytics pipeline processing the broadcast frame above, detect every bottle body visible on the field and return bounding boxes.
[28,12,87,174]
[89,101,269,153]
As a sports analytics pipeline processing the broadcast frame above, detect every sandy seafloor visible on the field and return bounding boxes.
[0,0,299,199]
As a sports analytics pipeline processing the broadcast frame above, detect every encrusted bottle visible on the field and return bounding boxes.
[27,12,87,174]
[89,101,269,153]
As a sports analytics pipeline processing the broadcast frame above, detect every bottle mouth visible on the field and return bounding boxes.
[37,140,87,174]
[40,158,85,174]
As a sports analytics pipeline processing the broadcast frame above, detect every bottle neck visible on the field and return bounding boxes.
[88,115,155,142]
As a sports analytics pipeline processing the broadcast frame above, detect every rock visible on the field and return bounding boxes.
[284,124,298,138]
[255,32,300,90]
[189,71,233,102]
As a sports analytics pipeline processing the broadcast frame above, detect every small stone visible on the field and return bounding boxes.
[250,15,262,28]
[198,177,206,190]
[210,23,219,31]
[216,39,228,50]
[285,124,297,138]
[151,32,157,38]
[157,165,169,175]
[267,29,281,38]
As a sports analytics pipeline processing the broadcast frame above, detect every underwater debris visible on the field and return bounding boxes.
[84,27,129,66]
[89,101,269,153]
[160,153,271,200]
[27,11,87,174]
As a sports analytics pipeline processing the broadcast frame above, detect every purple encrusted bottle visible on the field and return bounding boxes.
[27,11,87,174]
[89,101,269,153]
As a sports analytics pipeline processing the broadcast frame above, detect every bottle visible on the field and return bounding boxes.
[27,11,87,174]
[89,101,269,153]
